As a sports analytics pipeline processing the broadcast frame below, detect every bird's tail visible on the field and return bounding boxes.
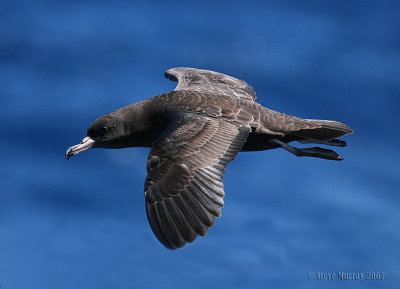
[292,119,353,142]
[269,119,353,161]
[283,119,353,161]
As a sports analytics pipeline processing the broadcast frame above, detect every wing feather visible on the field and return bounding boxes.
[164,198,197,242]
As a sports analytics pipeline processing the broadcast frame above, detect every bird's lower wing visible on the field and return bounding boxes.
[144,114,250,249]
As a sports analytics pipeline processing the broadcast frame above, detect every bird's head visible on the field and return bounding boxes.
[65,113,125,160]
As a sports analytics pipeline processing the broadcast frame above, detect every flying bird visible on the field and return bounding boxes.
[66,67,353,249]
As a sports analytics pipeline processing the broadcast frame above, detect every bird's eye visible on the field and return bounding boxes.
[99,126,109,137]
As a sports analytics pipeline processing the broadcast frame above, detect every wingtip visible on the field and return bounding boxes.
[164,69,178,81]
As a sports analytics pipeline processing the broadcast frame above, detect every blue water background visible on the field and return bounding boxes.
[1,1,399,288]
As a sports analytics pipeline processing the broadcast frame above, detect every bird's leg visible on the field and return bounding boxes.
[268,139,343,161]
[297,138,347,147]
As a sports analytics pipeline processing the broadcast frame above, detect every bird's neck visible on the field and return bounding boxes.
[117,98,169,148]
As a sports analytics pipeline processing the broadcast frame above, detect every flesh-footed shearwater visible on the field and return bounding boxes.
[66,67,353,249]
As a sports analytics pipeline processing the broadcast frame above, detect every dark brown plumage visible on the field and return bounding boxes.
[66,67,353,249]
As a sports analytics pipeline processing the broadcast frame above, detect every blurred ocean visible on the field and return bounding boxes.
[1,1,399,288]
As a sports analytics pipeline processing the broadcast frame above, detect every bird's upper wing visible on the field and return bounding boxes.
[164,67,257,101]
[145,114,250,249]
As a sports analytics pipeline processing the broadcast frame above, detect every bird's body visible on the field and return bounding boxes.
[66,67,353,249]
